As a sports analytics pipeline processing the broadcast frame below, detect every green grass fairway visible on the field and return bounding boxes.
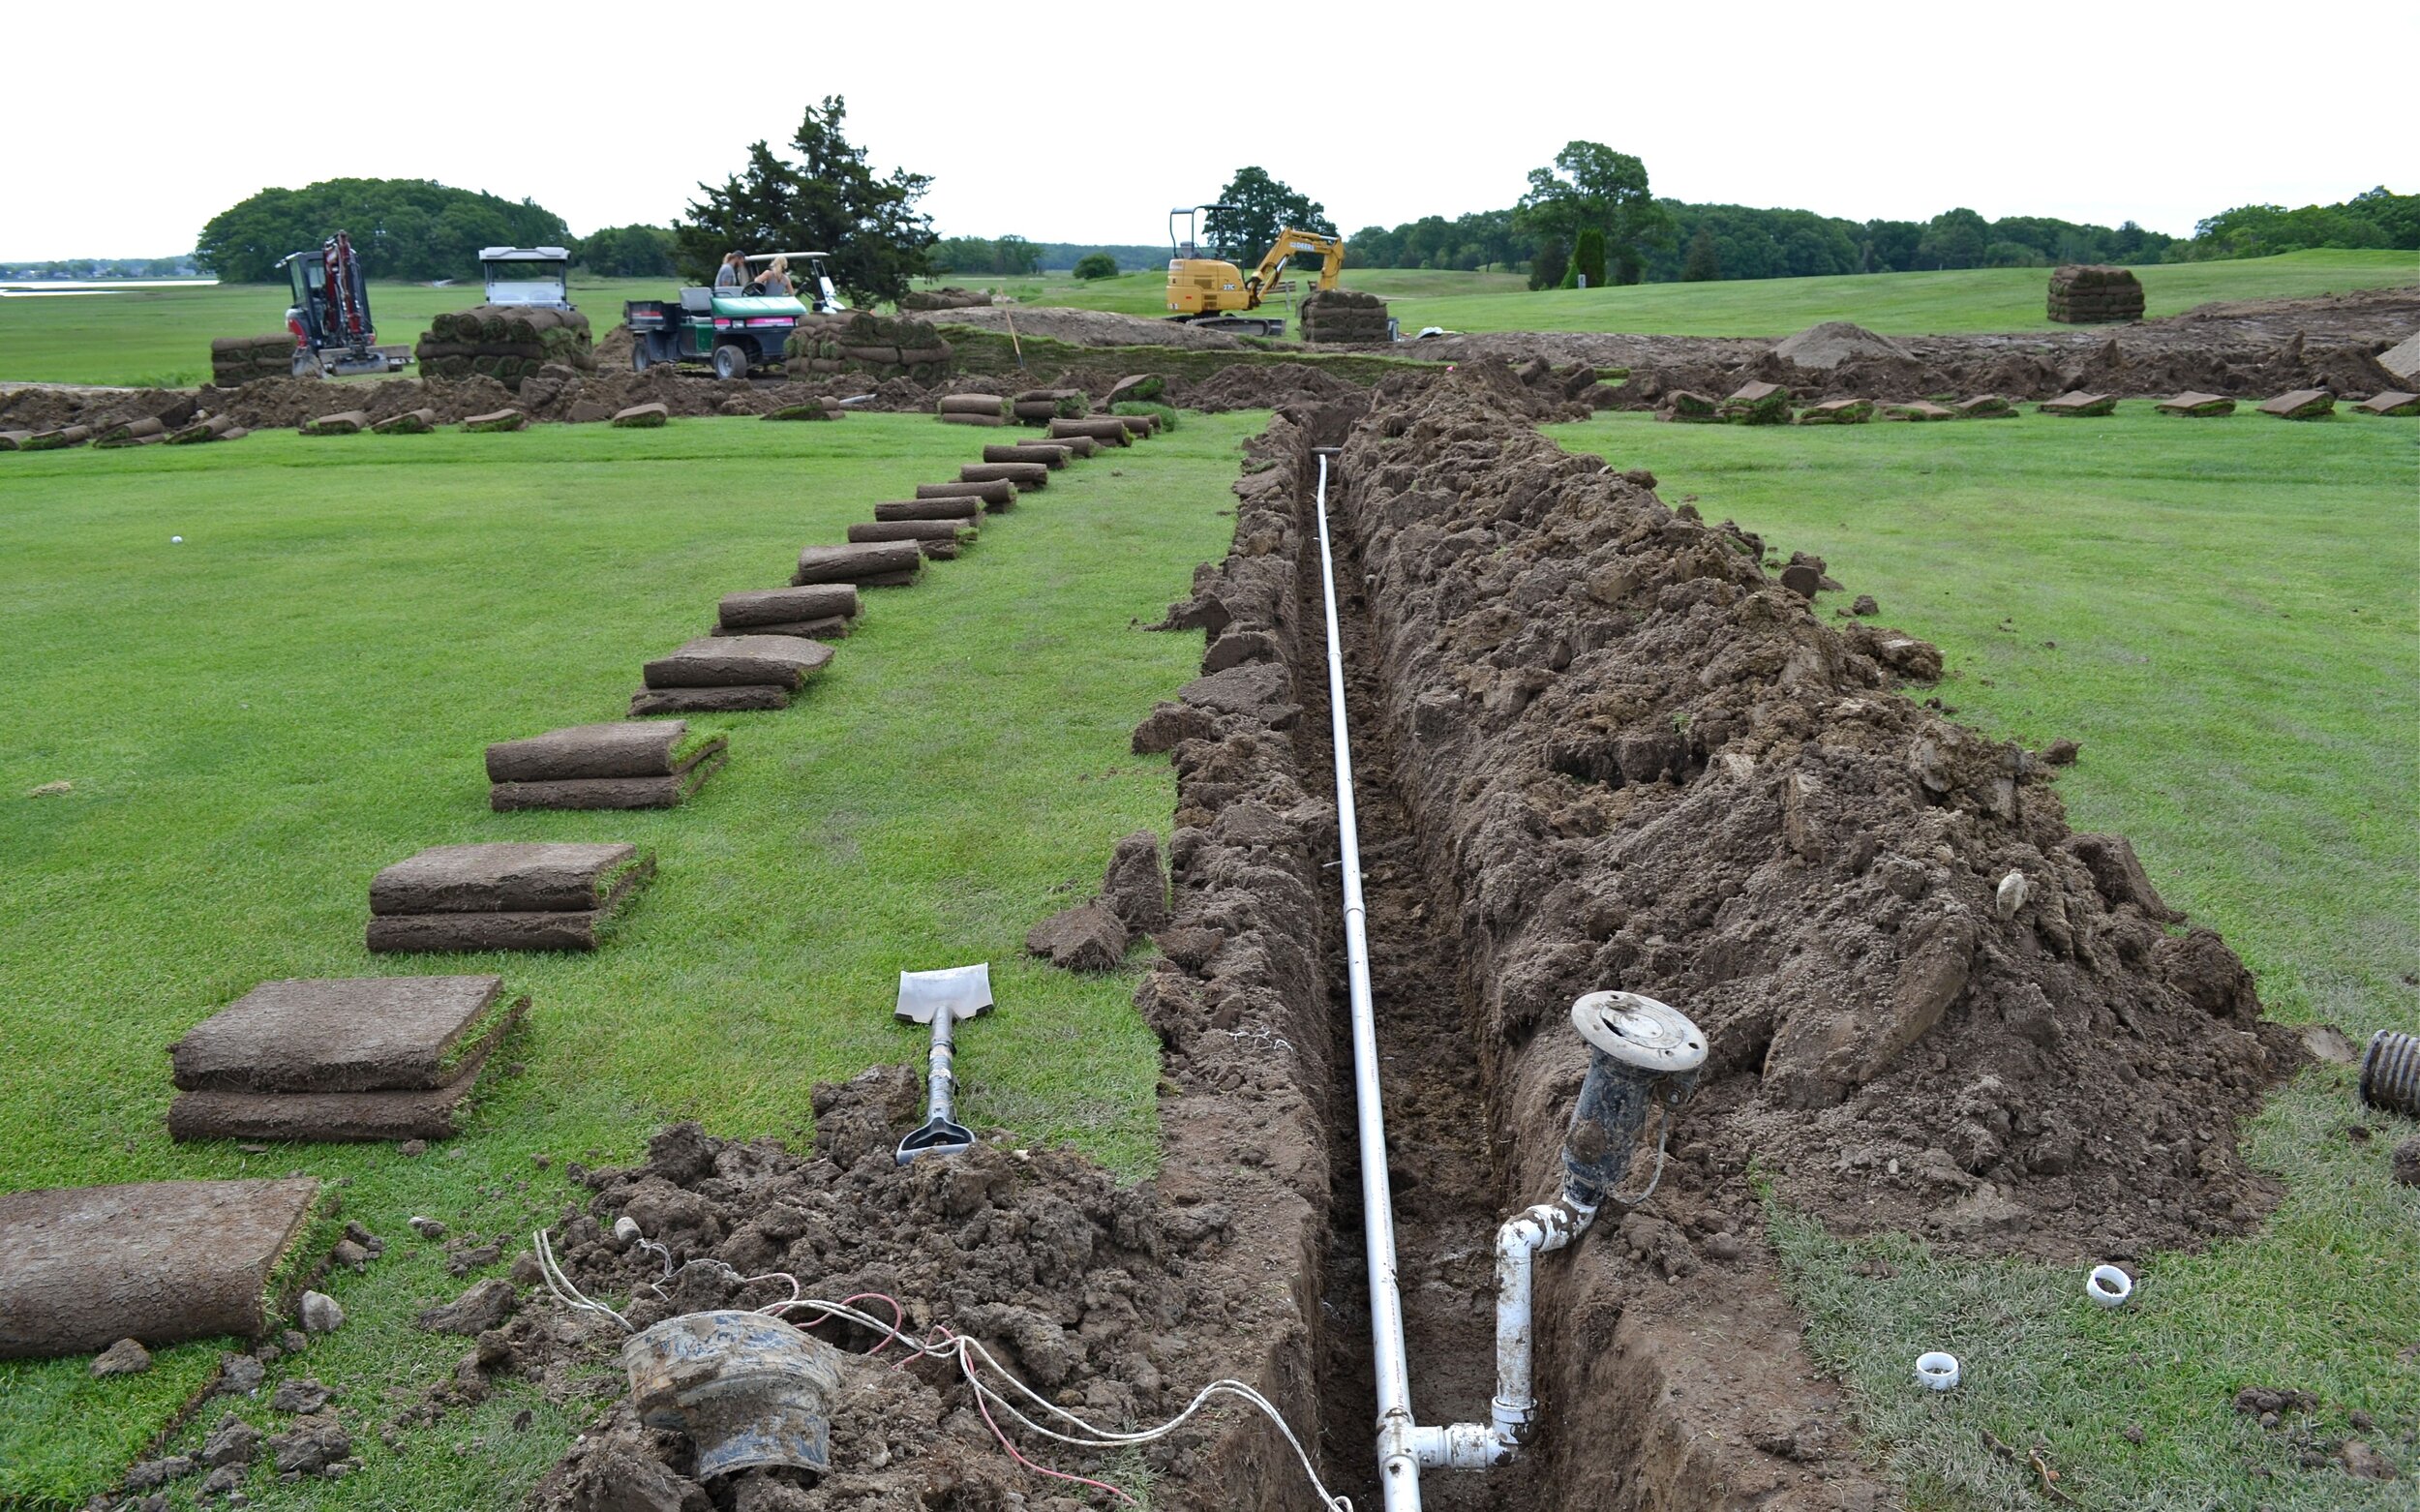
[0,276,658,388]
[1395,249,2417,337]
[0,412,1254,1507]
[1546,407,2420,1507]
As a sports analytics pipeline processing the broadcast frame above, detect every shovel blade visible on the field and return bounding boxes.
[895,962,993,1025]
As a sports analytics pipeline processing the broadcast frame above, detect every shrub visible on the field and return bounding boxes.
[1073,253,1119,281]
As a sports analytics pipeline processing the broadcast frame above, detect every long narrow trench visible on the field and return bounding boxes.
[1293,489,1538,1511]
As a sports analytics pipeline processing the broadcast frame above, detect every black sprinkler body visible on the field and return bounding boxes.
[1560,992,1707,1207]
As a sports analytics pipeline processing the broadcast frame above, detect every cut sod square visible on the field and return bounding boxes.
[369,841,654,916]
[2039,391,2116,416]
[2354,390,2419,416]
[167,1026,507,1143]
[0,1177,323,1357]
[2157,392,2237,417]
[642,636,833,690]
[2257,389,2335,419]
[628,685,791,717]
[169,975,526,1093]
[485,720,727,783]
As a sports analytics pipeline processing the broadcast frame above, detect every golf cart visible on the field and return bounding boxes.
[478,246,572,309]
[623,252,845,380]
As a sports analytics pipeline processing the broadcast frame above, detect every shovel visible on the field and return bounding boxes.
[893,962,993,1164]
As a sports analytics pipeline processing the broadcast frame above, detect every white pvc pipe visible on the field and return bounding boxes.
[1310,450,1425,1511]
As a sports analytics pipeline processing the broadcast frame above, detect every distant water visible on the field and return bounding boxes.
[0,279,220,297]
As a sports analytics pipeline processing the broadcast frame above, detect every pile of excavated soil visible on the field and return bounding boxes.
[1178,362,1365,413]
[930,307,1247,350]
[502,1069,1296,1511]
[1314,367,2298,1258]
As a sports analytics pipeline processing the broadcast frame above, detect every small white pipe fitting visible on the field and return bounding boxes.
[1915,1351,1961,1391]
[2086,1264,2133,1308]
[1415,1192,1598,1471]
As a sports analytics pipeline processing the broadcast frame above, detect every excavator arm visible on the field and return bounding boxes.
[1245,228,1346,306]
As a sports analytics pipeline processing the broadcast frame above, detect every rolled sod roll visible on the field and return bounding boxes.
[916,479,1015,504]
[463,409,528,432]
[21,425,92,450]
[937,393,1011,417]
[371,842,653,917]
[302,410,368,436]
[764,403,840,421]
[368,911,624,953]
[718,583,861,630]
[960,462,1047,488]
[490,752,725,812]
[938,411,1009,427]
[96,416,166,444]
[0,431,28,451]
[644,635,833,691]
[1045,434,1100,458]
[372,408,439,435]
[983,443,1071,467]
[849,526,961,559]
[96,433,166,448]
[0,1177,323,1357]
[170,976,525,1093]
[629,684,790,716]
[166,415,240,444]
[612,403,670,428]
[1012,400,1062,422]
[792,542,923,587]
[1048,418,1131,445]
[1109,412,1160,438]
[874,499,982,523]
[711,616,849,640]
[168,1043,497,1142]
[486,720,726,783]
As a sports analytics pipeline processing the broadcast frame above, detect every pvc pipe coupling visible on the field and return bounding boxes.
[1915,1351,1961,1391]
[2086,1264,2134,1308]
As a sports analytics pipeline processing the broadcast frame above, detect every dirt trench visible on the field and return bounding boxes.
[1286,494,1526,1511]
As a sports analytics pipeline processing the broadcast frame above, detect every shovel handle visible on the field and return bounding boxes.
[923,1012,958,1125]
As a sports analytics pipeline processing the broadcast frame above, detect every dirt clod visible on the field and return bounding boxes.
[2393,1136,2420,1189]
[1022,900,1128,971]
[89,1337,151,1376]
[201,1413,261,1467]
[265,1413,351,1475]
[417,1279,518,1336]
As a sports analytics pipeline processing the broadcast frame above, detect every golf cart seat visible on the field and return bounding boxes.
[679,287,713,313]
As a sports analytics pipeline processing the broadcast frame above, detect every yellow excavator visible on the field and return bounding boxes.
[1165,204,1345,337]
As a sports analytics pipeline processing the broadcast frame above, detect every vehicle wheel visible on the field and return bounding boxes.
[711,344,749,381]
[631,344,651,374]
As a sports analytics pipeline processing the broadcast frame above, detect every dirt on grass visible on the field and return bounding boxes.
[483,1063,1322,1512]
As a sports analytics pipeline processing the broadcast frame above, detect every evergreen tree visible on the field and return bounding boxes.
[1528,238,1568,290]
[676,97,935,306]
[1571,227,1608,287]
[1681,225,1721,281]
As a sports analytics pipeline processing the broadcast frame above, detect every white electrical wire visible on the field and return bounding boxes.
[531,1225,1353,1510]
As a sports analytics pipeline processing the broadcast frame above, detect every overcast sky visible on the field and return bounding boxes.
[10,4,2414,261]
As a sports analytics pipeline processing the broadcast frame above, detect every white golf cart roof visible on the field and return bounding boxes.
[480,247,569,261]
[743,251,831,263]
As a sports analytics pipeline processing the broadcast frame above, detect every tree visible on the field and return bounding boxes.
[1203,167,1336,268]
[1528,238,1568,291]
[676,96,935,307]
[574,225,677,277]
[1516,142,1669,288]
[1916,208,1989,269]
[196,179,568,283]
[1570,227,1608,287]
[1072,252,1118,281]
[1681,225,1721,282]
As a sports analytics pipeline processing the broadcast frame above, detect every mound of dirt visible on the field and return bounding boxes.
[1179,362,1363,413]
[930,306,1247,351]
[501,1071,1299,1510]
[1772,321,1911,370]
[1321,367,2298,1259]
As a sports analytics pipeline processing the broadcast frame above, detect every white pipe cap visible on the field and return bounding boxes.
[1915,1351,1961,1391]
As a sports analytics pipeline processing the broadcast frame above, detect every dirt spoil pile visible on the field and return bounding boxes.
[1323,367,2296,1259]
[517,1072,1292,1510]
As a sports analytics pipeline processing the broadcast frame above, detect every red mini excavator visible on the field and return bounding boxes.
[280,232,410,378]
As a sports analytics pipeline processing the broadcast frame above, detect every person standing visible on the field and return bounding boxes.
[713,252,746,289]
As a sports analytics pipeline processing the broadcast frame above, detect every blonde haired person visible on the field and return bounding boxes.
[754,256,793,296]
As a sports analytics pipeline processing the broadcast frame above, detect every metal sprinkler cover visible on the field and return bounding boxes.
[1571,991,1707,1074]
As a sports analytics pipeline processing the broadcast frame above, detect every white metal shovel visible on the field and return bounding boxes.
[893,963,993,1164]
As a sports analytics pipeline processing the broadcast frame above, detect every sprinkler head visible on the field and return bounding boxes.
[1561,992,1707,1207]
